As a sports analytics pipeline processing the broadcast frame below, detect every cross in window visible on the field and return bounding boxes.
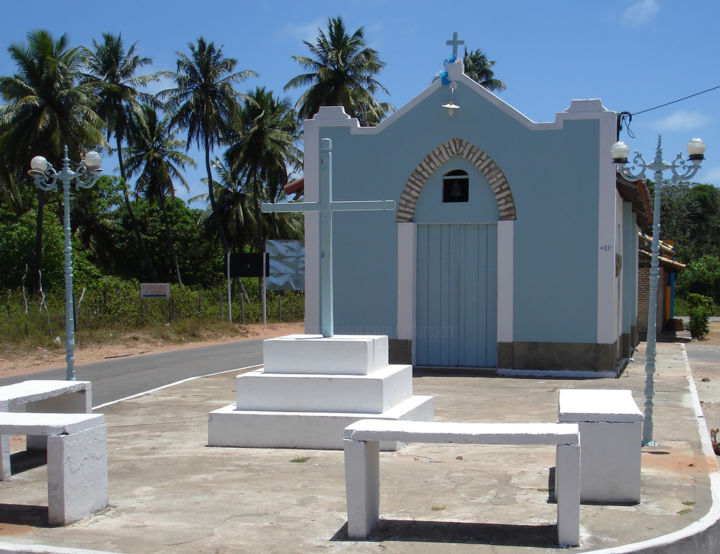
[446,32,464,58]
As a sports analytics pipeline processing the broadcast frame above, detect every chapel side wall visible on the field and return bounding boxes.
[637,263,670,341]
[621,204,638,357]
[638,263,650,340]
[615,191,625,359]
[631,213,639,347]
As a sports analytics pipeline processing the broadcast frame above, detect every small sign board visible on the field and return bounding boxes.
[230,253,270,278]
[141,283,171,298]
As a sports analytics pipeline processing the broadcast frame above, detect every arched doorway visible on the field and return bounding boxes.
[396,138,516,368]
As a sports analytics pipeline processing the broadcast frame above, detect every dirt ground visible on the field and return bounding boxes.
[0,321,305,380]
[694,321,720,345]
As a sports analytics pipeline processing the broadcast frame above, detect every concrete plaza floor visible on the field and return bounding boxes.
[0,341,718,553]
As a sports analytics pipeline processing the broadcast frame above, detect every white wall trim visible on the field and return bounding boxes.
[616,192,624,348]
[497,221,514,342]
[396,223,417,349]
[308,64,614,137]
[595,109,619,343]
[633,217,639,324]
[302,118,321,333]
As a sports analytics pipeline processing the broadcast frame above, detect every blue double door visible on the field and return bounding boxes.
[416,224,497,368]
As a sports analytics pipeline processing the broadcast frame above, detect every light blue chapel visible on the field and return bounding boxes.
[300,44,642,374]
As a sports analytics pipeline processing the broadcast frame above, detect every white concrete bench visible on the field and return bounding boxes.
[0,379,92,413]
[558,389,642,503]
[343,420,581,547]
[0,412,108,525]
[0,380,92,476]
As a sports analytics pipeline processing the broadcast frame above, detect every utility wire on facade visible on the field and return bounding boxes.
[617,83,720,139]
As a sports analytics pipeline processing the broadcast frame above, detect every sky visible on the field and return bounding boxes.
[1,0,718,204]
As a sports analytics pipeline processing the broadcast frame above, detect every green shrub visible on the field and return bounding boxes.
[675,295,720,317]
[674,296,689,316]
[0,277,304,346]
[677,256,720,305]
[687,293,712,339]
[687,293,713,310]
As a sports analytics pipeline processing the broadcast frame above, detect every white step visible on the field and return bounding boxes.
[236,365,412,414]
[263,334,388,375]
[208,395,435,450]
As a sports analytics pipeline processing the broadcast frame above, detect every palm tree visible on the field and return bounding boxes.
[83,32,160,280]
[225,87,302,254]
[124,104,196,284]
[191,158,257,254]
[0,30,105,290]
[160,37,256,255]
[70,175,122,272]
[0,148,32,216]
[463,47,506,92]
[284,16,392,126]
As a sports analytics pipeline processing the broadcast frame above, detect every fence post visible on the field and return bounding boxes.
[239,279,247,324]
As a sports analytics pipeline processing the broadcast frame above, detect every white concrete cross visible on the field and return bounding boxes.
[446,32,464,58]
[261,138,395,338]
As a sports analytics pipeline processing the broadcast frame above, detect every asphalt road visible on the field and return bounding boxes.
[3,337,717,412]
[686,341,720,433]
[686,342,720,366]
[0,339,265,407]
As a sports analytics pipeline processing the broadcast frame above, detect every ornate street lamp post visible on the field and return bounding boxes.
[28,146,103,380]
[612,135,706,445]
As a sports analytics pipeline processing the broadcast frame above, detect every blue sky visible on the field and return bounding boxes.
[1,0,718,203]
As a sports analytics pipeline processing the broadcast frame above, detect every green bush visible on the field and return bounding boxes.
[674,296,689,317]
[0,277,304,346]
[675,295,720,317]
[0,207,101,291]
[687,293,712,339]
[677,255,720,305]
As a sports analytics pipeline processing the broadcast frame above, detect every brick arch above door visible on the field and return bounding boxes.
[396,138,516,222]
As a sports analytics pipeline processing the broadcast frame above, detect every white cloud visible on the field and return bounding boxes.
[621,0,660,27]
[702,165,720,186]
[144,72,175,97]
[654,109,712,132]
[276,20,325,44]
[364,21,385,51]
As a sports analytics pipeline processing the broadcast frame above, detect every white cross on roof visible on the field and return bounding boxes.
[446,32,464,57]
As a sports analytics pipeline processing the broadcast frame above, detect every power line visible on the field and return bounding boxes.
[631,84,720,116]
[618,83,720,139]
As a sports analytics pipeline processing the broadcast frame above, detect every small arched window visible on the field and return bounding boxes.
[443,169,469,203]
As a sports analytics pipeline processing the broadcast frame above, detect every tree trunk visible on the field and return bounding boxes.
[32,190,46,292]
[205,135,230,254]
[116,133,158,281]
[160,196,183,285]
[251,173,265,301]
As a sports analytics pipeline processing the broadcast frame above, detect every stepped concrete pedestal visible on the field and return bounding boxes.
[208,334,434,450]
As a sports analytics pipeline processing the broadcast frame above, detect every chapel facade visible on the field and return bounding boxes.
[299,51,643,375]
